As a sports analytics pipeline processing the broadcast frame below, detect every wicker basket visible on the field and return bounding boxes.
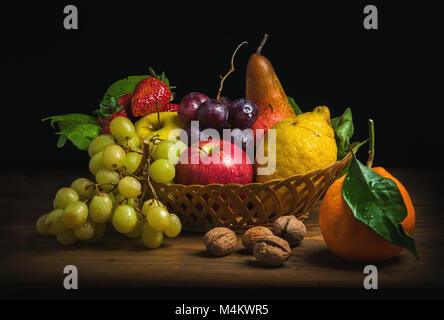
[152,152,352,233]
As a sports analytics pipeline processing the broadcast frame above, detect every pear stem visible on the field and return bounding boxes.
[256,34,269,55]
[216,41,248,100]
[366,119,375,169]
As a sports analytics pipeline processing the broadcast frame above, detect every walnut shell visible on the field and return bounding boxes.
[242,226,273,252]
[203,227,237,256]
[253,235,291,266]
[272,215,306,246]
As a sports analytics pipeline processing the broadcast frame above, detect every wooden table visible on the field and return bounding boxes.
[1,169,443,299]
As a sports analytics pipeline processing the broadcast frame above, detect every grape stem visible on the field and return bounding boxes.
[216,41,248,101]
[94,183,117,195]
[138,139,159,210]
[134,140,150,176]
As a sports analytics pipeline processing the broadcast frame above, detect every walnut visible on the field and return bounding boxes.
[242,226,273,252]
[253,235,291,266]
[203,227,237,256]
[272,216,306,246]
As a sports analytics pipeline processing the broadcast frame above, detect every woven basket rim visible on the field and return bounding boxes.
[155,151,353,189]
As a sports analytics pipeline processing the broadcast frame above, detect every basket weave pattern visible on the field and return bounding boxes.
[153,152,352,232]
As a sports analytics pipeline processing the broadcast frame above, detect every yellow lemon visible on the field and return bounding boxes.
[135,112,185,142]
[255,106,337,183]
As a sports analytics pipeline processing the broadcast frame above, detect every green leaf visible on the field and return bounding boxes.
[331,108,354,160]
[287,96,302,115]
[342,154,419,260]
[101,75,150,105]
[42,114,101,151]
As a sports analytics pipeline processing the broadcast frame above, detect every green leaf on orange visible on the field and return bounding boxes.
[342,154,419,260]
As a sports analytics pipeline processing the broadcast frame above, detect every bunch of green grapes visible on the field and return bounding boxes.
[35,117,183,248]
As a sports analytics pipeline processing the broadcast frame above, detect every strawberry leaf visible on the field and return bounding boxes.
[102,75,150,106]
[42,114,101,150]
[342,154,419,260]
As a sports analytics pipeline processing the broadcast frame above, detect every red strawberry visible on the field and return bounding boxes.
[162,103,180,112]
[95,97,130,134]
[131,68,176,117]
[117,93,132,111]
[131,78,171,117]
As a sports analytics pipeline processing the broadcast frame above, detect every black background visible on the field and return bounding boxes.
[1,1,443,303]
[2,1,442,171]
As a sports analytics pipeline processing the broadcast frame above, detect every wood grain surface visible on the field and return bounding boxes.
[0,169,443,299]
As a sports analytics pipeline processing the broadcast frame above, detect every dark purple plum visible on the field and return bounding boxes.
[227,98,258,129]
[197,99,229,129]
[178,92,209,124]
[219,96,232,105]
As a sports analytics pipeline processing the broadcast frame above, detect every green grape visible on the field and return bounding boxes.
[152,140,187,165]
[114,192,126,205]
[53,198,61,209]
[126,198,139,209]
[145,206,171,231]
[86,223,107,243]
[107,191,116,207]
[112,205,137,233]
[36,214,50,235]
[150,159,175,184]
[120,134,141,151]
[95,169,120,192]
[102,144,126,170]
[118,176,142,198]
[125,221,143,238]
[73,217,96,240]
[88,134,115,157]
[142,223,164,249]
[46,208,68,235]
[110,117,136,142]
[89,193,113,223]
[142,199,165,216]
[54,187,79,209]
[71,178,94,200]
[62,201,88,229]
[123,152,142,175]
[163,214,182,238]
[89,151,104,175]
[56,229,78,246]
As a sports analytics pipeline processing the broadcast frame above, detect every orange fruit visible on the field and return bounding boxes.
[319,167,415,263]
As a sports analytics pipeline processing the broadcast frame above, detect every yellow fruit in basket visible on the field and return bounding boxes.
[135,112,185,142]
[255,106,337,183]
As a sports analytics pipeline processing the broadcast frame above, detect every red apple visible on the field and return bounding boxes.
[176,139,253,185]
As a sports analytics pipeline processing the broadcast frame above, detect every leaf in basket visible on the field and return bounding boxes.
[331,108,354,160]
[342,154,419,260]
[287,96,302,115]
